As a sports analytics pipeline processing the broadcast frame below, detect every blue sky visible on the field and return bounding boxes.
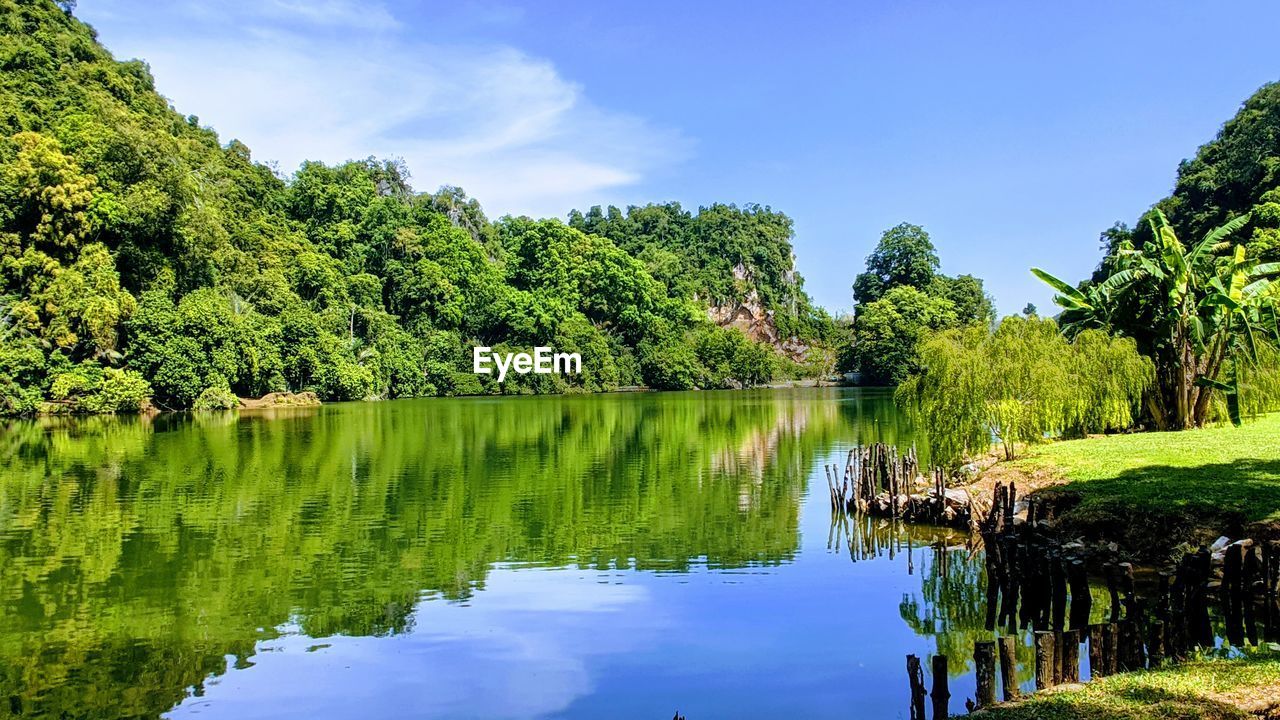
[79,1,1280,317]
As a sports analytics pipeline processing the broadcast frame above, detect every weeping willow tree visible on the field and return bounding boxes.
[896,316,1153,466]
[1230,339,1280,419]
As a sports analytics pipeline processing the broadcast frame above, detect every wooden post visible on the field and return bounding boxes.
[1053,628,1064,685]
[1194,547,1214,648]
[1087,624,1106,679]
[1264,542,1277,643]
[1225,543,1244,647]
[974,641,996,709]
[907,654,927,720]
[1148,620,1166,668]
[1105,623,1120,675]
[931,655,950,720]
[1119,619,1145,671]
[1035,631,1056,690]
[1244,544,1260,646]
[998,635,1019,701]
[1060,629,1080,683]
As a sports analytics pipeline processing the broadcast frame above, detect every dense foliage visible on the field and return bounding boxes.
[1037,210,1279,428]
[1035,83,1280,429]
[847,223,995,385]
[567,202,836,343]
[0,0,825,415]
[896,316,1153,466]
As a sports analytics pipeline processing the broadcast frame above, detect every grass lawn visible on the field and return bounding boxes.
[1010,413,1280,554]
[971,652,1280,720]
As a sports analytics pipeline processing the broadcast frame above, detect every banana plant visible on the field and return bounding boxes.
[1033,209,1279,428]
[1196,243,1280,424]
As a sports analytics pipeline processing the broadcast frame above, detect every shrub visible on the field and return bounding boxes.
[193,384,239,411]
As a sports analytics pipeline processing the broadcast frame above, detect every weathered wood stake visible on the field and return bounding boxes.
[1119,618,1145,671]
[1060,629,1080,683]
[1034,631,1056,690]
[974,641,996,709]
[1149,620,1166,668]
[1105,622,1121,676]
[998,635,1019,701]
[1087,624,1105,679]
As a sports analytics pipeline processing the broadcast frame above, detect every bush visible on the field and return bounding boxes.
[193,384,239,411]
[47,364,152,413]
[84,368,151,413]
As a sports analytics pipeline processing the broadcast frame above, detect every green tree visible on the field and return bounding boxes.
[852,223,940,305]
[853,285,957,386]
[897,317,1152,465]
[929,273,995,327]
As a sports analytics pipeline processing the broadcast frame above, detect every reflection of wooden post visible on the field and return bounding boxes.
[974,641,996,709]
[1087,624,1105,679]
[1035,631,1056,690]
[1052,555,1068,631]
[907,655,927,720]
[1003,481,1013,527]
[1060,629,1080,683]
[1067,559,1092,630]
[1105,563,1121,622]
[931,655,950,720]
[998,636,1019,701]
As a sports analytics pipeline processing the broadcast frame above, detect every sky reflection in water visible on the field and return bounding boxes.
[1,389,1004,719]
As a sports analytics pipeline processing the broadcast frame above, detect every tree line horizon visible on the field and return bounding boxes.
[0,0,1277,445]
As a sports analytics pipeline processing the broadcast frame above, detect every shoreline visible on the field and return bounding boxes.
[956,413,1280,559]
[8,379,853,419]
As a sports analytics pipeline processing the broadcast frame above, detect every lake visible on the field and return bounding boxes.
[1,388,1038,719]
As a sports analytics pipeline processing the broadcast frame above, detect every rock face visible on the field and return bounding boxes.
[706,263,810,361]
[239,392,322,409]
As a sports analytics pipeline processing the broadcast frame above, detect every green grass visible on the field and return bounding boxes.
[971,652,1280,720]
[1013,414,1280,554]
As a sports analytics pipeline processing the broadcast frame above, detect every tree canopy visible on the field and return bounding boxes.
[847,224,994,384]
[0,0,831,414]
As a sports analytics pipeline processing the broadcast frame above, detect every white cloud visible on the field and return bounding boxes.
[78,1,688,219]
[166,567,663,720]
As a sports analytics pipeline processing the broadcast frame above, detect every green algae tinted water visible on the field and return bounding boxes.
[0,388,1022,719]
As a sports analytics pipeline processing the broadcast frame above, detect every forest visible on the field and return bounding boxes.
[3,0,1279,432]
[0,0,835,415]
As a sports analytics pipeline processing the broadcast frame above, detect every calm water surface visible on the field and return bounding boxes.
[1,388,1037,719]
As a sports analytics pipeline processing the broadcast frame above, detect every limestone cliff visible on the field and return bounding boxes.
[706,263,810,361]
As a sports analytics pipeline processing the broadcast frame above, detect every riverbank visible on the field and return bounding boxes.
[975,414,1280,558]
[969,650,1280,720]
